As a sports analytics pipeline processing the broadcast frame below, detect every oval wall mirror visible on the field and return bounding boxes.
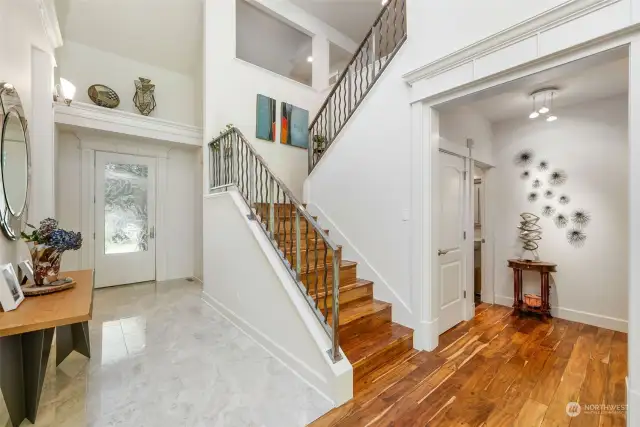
[0,82,30,240]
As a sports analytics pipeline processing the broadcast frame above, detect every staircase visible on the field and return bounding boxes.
[269,204,415,393]
[308,0,406,172]
[209,0,409,396]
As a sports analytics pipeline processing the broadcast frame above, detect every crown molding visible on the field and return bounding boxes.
[402,0,623,85]
[54,101,203,146]
[37,0,63,50]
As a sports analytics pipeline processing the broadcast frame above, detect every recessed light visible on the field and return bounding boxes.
[546,115,558,122]
[307,56,313,63]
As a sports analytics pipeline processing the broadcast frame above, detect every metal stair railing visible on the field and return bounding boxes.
[308,0,407,172]
[209,127,342,363]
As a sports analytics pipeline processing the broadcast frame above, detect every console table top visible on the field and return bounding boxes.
[508,259,557,272]
[0,270,93,337]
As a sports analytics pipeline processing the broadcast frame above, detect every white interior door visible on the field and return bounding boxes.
[95,152,156,288]
[438,151,466,333]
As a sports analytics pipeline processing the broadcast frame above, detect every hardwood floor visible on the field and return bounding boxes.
[309,304,628,427]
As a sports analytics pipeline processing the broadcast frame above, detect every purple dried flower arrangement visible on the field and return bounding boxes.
[21,218,82,285]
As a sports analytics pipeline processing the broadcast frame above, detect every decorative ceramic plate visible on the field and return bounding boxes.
[88,84,120,108]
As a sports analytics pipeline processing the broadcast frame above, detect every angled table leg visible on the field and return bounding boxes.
[0,335,25,427]
[0,328,54,427]
[23,328,54,423]
[56,321,91,366]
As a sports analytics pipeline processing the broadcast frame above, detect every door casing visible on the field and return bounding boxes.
[76,137,171,283]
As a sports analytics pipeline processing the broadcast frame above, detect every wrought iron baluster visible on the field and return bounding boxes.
[289,200,293,269]
[277,187,283,253]
[269,176,275,237]
[314,228,319,310]
[295,211,301,279]
[305,219,310,294]
[331,248,341,361]
[323,240,328,320]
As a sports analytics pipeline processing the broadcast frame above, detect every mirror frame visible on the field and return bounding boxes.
[0,82,31,241]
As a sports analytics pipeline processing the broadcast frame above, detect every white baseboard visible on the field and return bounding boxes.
[414,317,439,351]
[201,291,336,405]
[494,295,628,332]
[306,203,414,329]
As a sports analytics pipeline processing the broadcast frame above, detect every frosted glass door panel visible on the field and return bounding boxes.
[104,163,149,254]
[95,152,156,288]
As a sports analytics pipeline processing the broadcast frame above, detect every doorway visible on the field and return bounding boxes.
[473,170,483,307]
[94,152,157,288]
[437,150,467,333]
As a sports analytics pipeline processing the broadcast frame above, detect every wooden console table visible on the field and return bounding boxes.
[0,270,94,427]
[507,259,556,318]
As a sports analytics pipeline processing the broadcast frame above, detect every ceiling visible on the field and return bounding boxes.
[54,0,203,75]
[289,0,382,42]
[438,47,629,123]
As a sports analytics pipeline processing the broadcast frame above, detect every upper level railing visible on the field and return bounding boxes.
[209,127,342,363]
[308,0,407,172]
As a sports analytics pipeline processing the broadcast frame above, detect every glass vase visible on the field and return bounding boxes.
[27,242,63,285]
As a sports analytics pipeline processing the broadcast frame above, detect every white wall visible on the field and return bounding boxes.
[306,46,416,339]
[202,191,352,405]
[56,41,199,126]
[0,1,57,423]
[0,0,55,259]
[491,95,629,331]
[205,0,358,199]
[56,130,201,281]
[406,0,567,71]
[440,106,495,166]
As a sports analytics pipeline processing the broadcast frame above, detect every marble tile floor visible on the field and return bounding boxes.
[0,279,333,427]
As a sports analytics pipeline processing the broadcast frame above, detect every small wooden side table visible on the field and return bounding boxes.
[507,259,557,318]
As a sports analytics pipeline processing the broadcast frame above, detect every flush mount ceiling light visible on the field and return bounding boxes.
[528,88,559,121]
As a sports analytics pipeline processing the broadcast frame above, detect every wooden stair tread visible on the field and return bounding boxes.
[341,322,414,366]
[330,299,391,326]
[314,279,373,298]
[300,259,356,274]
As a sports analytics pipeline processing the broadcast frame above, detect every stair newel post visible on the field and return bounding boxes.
[295,211,302,279]
[268,177,275,238]
[331,247,342,362]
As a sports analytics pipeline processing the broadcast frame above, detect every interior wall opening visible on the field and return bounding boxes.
[433,45,630,334]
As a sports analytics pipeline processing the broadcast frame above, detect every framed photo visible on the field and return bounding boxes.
[0,263,24,311]
[18,259,34,285]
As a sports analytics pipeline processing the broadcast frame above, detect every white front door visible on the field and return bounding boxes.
[438,151,466,333]
[95,152,157,288]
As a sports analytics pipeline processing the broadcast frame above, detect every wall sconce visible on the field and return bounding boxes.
[55,78,76,106]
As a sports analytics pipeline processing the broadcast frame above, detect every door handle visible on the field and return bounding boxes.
[438,248,455,256]
[149,226,156,239]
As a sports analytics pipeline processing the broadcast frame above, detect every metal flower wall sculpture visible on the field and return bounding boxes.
[516,150,590,248]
